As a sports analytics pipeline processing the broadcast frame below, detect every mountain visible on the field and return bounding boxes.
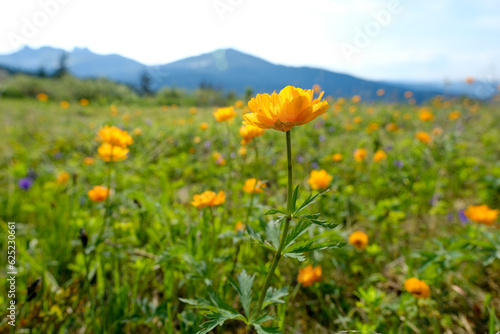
[0,46,464,102]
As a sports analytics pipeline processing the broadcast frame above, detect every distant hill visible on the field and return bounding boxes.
[0,46,469,102]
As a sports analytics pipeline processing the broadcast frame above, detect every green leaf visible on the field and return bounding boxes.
[284,238,346,254]
[283,252,306,261]
[266,221,281,250]
[263,286,288,307]
[264,208,287,215]
[307,219,339,230]
[247,224,276,251]
[253,325,281,334]
[291,185,299,212]
[293,190,329,216]
[228,270,255,319]
[196,311,242,334]
[284,219,312,248]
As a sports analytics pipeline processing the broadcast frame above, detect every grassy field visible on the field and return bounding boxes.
[1,93,500,333]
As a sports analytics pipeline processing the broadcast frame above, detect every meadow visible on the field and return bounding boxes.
[1,85,500,334]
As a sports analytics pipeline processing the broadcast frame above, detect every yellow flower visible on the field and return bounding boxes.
[97,143,129,162]
[332,153,343,162]
[37,93,48,101]
[243,178,266,194]
[243,86,329,132]
[88,186,110,202]
[60,101,70,109]
[56,171,70,184]
[235,221,246,232]
[308,169,333,190]
[404,278,430,299]
[385,123,399,132]
[79,98,89,106]
[377,88,385,96]
[312,84,321,93]
[189,107,198,115]
[404,91,413,99]
[110,105,119,115]
[97,126,133,148]
[353,116,362,124]
[133,128,143,136]
[419,109,434,121]
[416,131,432,144]
[193,136,201,144]
[200,122,209,130]
[239,146,247,156]
[353,148,367,162]
[373,150,387,162]
[191,190,226,208]
[213,106,237,122]
[239,125,265,145]
[448,111,461,120]
[297,265,322,287]
[351,95,361,103]
[366,122,379,133]
[83,157,95,165]
[349,231,369,249]
[464,204,498,226]
[432,127,443,136]
[234,100,245,108]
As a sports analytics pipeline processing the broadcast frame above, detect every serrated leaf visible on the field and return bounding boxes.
[229,270,255,319]
[264,208,287,215]
[247,224,276,251]
[253,324,282,334]
[207,289,238,313]
[196,311,242,334]
[291,185,299,212]
[283,252,306,261]
[284,219,312,249]
[298,213,322,220]
[307,219,339,230]
[251,312,276,324]
[294,190,329,216]
[251,312,280,334]
[266,221,281,250]
[263,286,288,307]
[284,238,346,254]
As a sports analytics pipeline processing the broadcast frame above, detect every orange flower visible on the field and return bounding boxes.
[349,231,368,249]
[385,123,399,132]
[200,122,209,130]
[308,169,333,190]
[353,148,367,162]
[377,89,385,96]
[353,116,362,124]
[191,190,226,208]
[465,77,474,84]
[97,126,133,148]
[60,101,70,109]
[240,125,265,145]
[189,107,198,115]
[133,128,143,136]
[448,111,461,120]
[312,84,321,93]
[464,204,498,225]
[213,106,237,122]
[404,278,431,298]
[234,100,245,108]
[83,157,95,165]
[419,109,434,122]
[432,127,443,136]
[297,265,322,287]
[416,131,432,144]
[87,186,110,202]
[37,93,48,101]
[79,98,89,106]
[351,95,361,103]
[373,150,387,162]
[56,171,70,184]
[366,122,379,133]
[97,143,129,162]
[404,91,413,99]
[243,86,329,132]
[243,178,266,194]
[332,153,343,162]
[235,221,246,232]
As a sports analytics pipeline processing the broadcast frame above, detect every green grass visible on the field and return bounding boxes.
[1,96,500,333]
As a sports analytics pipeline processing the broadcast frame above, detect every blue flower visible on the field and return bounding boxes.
[18,177,34,190]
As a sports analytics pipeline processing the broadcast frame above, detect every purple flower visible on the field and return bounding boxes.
[297,155,304,163]
[230,152,236,159]
[311,162,319,169]
[204,140,212,149]
[458,209,468,224]
[384,145,393,151]
[393,160,404,168]
[328,126,335,133]
[319,135,326,142]
[18,177,33,190]
[53,152,63,159]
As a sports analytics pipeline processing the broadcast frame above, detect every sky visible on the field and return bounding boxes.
[1,0,499,83]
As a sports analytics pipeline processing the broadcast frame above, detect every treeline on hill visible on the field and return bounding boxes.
[0,60,248,107]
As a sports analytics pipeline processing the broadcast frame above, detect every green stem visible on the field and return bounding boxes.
[255,130,293,314]
[96,162,112,245]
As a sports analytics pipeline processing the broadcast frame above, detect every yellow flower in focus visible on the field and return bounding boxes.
[377,89,385,96]
[79,98,89,106]
[353,148,367,162]
[419,109,434,121]
[464,204,498,225]
[332,153,343,162]
[404,278,430,299]
[243,178,266,194]
[200,122,209,130]
[191,190,226,208]
[348,231,368,249]
[97,143,129,162]
[351,95,361,103]
[60,101,70,109]
[83,157,95,165]
[214,106,237,122]
[235,221,246,232]
[189,107,197,115]
[37,93,48,101]
[56,171,70,184]
[97,126,133,148]
[308,169,333,190]
[239,125,265,145]
[234,100,245,108]
[373,150,387,162]
[448,111,461,120]
[88,186,110,202]
[416,131,432,144]
[298,265,322,287]
[243,86,329,132]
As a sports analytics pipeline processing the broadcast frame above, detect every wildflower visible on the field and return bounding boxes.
[448,111,461,120]
[133,128,143,136]
[191,190,225,208]
[367,107,375,114]
[243,86,329,132]
[87,186,110,202]
[243,178,266,194]
[297,265,322,287]
[366,123,379,133]
[416,131,432,144]
[349,106,357,113]
[235,221,246,232]
[97,126,133,148]
[234,100,245,108]
[312,84,321,93]
[37,93,48,101]
[110,105,119,115]
[351,95,361,103]
[353,148,367,162]
[465,77,474,84]
[239,146,247,156]
[377,89,385,96]
[189,107,197,115]
[97,143,129,162]
[240,125,265,145]
[373,150,387,162]
[56,171,70,184]
[60,101,70,109]
[79,98,89,106]
[349,231,369,249]
[432,127,443,136]
[419,109,434,121]
[308,169,333,190]
[332,153,343,162]
[385,123,399,132]
[188,147,196,154]
[18,177,34,190]
[200,122,209,130]
[83,157,95,165]
[403,113,411,120]
[353,116,362,124]
[404,91,413,99]
[213,106,237,122]
[404,278,431,298]
[464,204,498,225]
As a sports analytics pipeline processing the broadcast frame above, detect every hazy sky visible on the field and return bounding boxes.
[1,0,499,82]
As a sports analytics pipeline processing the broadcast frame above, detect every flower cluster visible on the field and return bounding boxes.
[297,265,322,287]
[191,190,226,208]
[348,231,369,249]
[242,178,266,194]
[97,126,133,161]
[307,169,332,190]
[239,125,265,145]
[404,277,430,298]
